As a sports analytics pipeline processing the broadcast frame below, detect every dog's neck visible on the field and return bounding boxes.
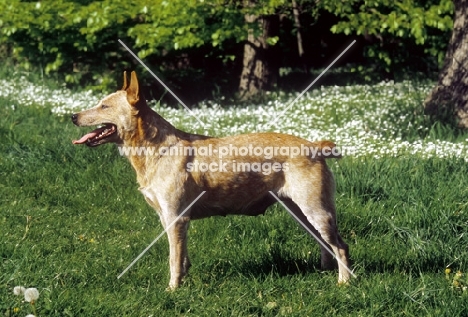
[120,105,210,186]
[127,106,209,145]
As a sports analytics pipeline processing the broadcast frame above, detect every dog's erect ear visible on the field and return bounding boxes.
[126,71,139,105]
[122,71,128,90]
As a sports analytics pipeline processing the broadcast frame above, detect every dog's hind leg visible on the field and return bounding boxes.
[298,203,350,284]
[289,168,351,284]
[282,200,336,270]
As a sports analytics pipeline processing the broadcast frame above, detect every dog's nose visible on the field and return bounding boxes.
[71,113,78,124]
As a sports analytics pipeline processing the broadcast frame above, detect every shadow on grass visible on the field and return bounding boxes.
[238,251,321,278]
[195,235,456,285]
[197,247,324,284]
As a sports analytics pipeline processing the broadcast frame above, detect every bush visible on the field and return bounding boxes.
[0,0,244,95]
[0,0,138,90]
[0,0,454,94]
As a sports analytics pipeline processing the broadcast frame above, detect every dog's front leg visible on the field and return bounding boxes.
[164,216,190,290]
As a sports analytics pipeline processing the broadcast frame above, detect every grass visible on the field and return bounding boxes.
[1,70,468,316]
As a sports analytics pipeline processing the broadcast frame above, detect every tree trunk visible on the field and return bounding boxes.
[239,12,279,100]
[292,0,307,73]
[423,0,468,127]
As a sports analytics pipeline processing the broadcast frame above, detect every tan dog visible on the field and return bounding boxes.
[71,71,351,289]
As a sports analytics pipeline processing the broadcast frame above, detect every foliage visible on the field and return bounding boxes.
[0,0,456,92]
[322,0,454,70]
[0,0,135,89]
[0,0,290,91]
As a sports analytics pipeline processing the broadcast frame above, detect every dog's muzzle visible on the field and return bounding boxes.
[71,113,118,147]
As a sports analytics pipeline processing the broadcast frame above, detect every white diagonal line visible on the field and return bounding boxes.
[118,39,205,128]
[268,191,357,279]
[117,191,206,279]
[264,40,356,129]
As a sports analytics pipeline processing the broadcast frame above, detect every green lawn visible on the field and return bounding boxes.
[1,71,468,316]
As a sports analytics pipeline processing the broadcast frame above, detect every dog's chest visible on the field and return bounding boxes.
[139,187,161,211]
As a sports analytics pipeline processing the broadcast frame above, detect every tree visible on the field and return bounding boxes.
[423,0,468,128]
[1,0,457,99]
[238,6,280,99]
[0,0,290,97]
[130,0,284,100]
[292,0,306,72]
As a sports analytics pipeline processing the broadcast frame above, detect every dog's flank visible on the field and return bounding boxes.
[72,71,351,289]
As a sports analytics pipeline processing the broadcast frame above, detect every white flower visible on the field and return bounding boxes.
[13,286,26,295]
[24,288,39,302]
[25,315,36,317]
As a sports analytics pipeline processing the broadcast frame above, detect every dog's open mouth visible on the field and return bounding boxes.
[73,124,117,147]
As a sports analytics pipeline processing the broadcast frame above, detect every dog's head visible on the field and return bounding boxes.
[72,71,143,147]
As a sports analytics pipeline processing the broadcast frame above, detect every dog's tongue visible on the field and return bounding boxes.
[72,127,106,144]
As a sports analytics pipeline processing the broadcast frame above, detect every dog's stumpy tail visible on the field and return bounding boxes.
[314,140,342,159]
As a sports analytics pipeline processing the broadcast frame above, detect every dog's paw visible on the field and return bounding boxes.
[165,285,178,292]
[166,281,181,292]
[337,277,352,287]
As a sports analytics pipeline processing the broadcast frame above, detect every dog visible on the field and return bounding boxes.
[71,71,351,289]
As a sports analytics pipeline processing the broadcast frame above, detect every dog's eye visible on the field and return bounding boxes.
[101,104,109,109]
